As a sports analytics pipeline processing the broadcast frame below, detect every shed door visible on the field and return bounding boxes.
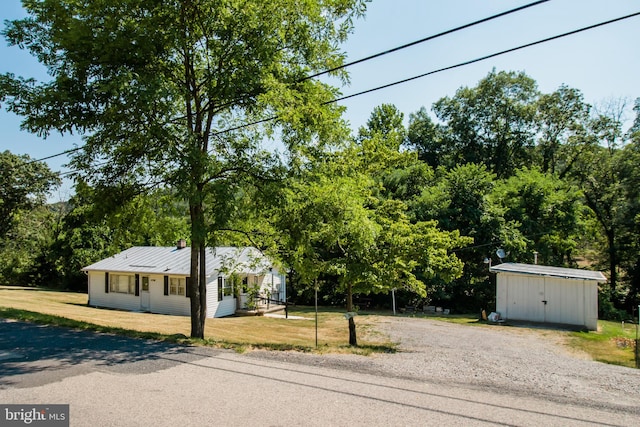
[543,278,585,326]
[507,275,545,322]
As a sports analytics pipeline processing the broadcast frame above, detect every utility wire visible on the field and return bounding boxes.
[333,11,640,103]
[22,0,550,165]
[212,11,640,138]
[304,0,551,81]
[31,9,640,178]
[50,10,640,178]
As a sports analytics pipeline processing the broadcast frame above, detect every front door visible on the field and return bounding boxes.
[140,276,150,311]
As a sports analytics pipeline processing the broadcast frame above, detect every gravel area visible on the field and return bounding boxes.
[248,316,640,413]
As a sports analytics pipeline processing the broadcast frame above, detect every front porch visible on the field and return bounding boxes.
[235,294,288,316]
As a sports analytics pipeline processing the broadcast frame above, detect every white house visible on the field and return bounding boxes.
[82,243,285,318]
[491,263,606,330]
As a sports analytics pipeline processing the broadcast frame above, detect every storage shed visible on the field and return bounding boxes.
[490,263,606,330]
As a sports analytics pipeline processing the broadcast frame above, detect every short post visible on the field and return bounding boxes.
[636,305,639,369]
[315,286,318,348]
[392,289,396,316]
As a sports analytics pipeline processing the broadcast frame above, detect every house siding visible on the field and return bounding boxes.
[87,271,140,312]
[206,275,236,318]
[147,275,190,316]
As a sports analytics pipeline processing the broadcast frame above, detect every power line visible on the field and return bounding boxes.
[21,1,550,165]
[51,10,640,178]
[213,11,640,137]
[332,11,640,103]
[304,0,551,81]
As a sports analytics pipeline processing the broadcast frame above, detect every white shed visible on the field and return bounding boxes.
[490,263,606,330]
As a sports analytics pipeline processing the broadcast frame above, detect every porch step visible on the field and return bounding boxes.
[235,304,286,317]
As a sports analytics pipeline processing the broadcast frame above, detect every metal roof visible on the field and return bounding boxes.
[82,246,274,276]
[489,262,606,282]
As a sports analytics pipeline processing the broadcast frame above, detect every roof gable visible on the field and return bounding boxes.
[82,246,273,276]
[490,262,606,282]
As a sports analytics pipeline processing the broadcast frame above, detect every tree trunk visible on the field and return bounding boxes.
[346,282,357,346]
[607,229,617,294]
[189,196,207,339]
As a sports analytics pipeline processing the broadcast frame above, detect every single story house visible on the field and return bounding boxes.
[82,243,285,318]
[490,262,606,330]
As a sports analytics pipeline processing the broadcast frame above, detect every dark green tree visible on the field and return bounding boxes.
[492,167,583,266]
[565,102,628,295]
[535,85,590,175]
[431,70,539,177]
[0,150,60,238]
[412,163,524,310]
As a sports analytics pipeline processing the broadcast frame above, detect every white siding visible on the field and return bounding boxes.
[87,271,140,312]
[149,275,190,316]
[206,275,235,318]
[498,274,545,323]
[584,281,598,331]
[496,271,599,330]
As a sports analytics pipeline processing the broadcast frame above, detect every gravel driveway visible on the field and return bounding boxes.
[249,316,640,412]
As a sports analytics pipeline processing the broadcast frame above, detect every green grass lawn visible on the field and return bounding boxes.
[567,320,638,368]
[0,286,394,354]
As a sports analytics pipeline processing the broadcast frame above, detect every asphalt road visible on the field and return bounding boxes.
[0,318,638,426]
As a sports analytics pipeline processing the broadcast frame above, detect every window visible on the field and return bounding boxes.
[169,277,186,296]
[223,277,233,298]
[110,274,135,294]
[216,276,234,300]
[141,276,149,292]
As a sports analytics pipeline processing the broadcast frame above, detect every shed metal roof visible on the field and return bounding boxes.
[489,262,606,282]
[82,246,273,276]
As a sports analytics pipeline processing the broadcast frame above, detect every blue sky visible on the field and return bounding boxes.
[1,0,639,200]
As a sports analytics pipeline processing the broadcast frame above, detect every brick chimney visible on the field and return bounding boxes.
[177,239,187,249]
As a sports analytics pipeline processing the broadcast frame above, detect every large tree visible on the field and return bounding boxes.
[1,0,366,338]
[278,149,468,346]
[431,69,539,177]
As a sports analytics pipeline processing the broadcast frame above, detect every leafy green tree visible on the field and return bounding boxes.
[357,103,406,149]
[0,205,58,286]
[405,106,444,168]
[412,163,524,310]
[565,102,628,295]
[0,151,60,238]
[277,145,468,345]
[614,101,640,309]
[1,0,366,338]
[535,85,590,175]
[431,70,539,177]
[492,167,583,265]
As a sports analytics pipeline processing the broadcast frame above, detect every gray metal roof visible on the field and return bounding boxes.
[82,246,274,276]
[489,262,606,282]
